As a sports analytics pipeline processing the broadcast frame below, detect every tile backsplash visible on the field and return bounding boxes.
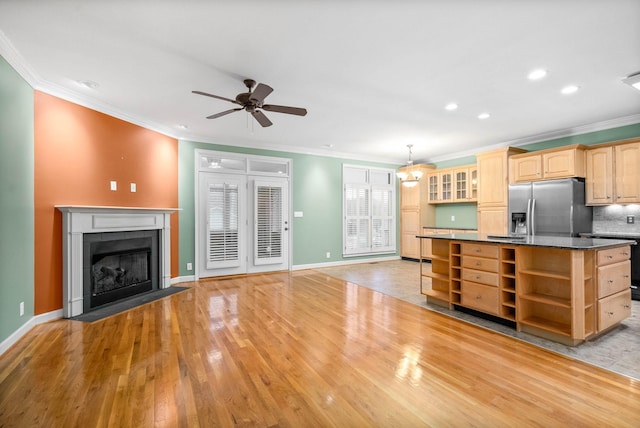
[592,205,640,234]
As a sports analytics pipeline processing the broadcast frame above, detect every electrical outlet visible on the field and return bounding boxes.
[451,215,455,222]
[326,252,331,259]
[186,262,193,271]
[627,215,635,224]
[19,301,24,317]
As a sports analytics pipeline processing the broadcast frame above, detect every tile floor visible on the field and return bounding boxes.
[314,259,640,380]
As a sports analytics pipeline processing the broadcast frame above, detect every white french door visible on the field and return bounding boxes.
[197,171,290,278]
[199,173,247,277]
[248,177,289,273]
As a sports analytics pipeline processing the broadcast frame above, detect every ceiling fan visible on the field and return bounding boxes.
[192,79,307,127]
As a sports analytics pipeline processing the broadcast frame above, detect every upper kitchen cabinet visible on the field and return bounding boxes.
[586,139,640,205]
[427,164,477,204]
[398,164,435,259]
[427,170,453,203]
[476,147,526,235]
[453,164,478,202]
[510,145,586,183]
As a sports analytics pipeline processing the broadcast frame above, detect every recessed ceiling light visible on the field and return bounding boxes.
[445,103,458,111]
[561,85,580,95]
[478,113,491,120]
[528,69,548,80]
[178,124,188,129]
[324,144,334,148]
[622,72,640,91]
[77,80,99,90]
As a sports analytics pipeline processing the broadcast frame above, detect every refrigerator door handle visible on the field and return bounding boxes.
[531,198,536,235]
[526,199,532,235]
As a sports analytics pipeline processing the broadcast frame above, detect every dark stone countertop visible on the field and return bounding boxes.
[416,233,636,250]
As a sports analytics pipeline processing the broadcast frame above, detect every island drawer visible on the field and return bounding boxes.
[462,268,498,287]
[597,245,631,266]
[597,260,631,298]
[598,289,632,332]
[461,243,499,259]
[461,281,499,315]
[462,256,499,272]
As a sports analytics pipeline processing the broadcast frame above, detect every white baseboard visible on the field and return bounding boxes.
[293,255,400,270]
[171,275,195,284]
[0,309,63,356]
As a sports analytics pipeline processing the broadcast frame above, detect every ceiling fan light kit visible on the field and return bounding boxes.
[193,79,307,128]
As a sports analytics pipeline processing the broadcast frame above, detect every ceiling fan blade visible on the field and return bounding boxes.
[192,90,238,104]
[251,110,273,127]
[249,83,273,103]
[206,108,243,119]
[262,104,308,116]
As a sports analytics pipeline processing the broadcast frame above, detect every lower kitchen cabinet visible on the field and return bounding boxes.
[596,245,632,332]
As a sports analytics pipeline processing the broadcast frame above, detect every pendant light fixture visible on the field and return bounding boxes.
[396,144,423,187]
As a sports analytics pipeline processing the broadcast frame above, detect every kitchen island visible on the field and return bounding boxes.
[417,233,634,345]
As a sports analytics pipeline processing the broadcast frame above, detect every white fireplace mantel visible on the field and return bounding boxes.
[56,205,179,318]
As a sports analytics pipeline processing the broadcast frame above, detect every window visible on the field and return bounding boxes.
[343,165,396,256]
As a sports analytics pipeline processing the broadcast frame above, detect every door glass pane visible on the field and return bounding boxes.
[256,185,282,260]
[207,183,239,263]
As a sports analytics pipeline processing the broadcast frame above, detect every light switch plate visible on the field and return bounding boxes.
[130,183,136,192]
[294,211,304,218]
[110,181,117,191]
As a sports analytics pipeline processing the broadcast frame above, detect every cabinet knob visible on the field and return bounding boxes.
[476,275,481,280]
[476,295,482,300]
[623,252,629,256]
[607,255,613,259]
[608,279,614,284]
[624,304,631,309]
[607,311,614,317]
[476,261,481,266]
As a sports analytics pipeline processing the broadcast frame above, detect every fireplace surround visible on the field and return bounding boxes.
[57,206,178,318]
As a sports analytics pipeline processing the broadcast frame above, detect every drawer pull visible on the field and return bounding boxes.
[476,248,481,253]
[607,255,613,259]
[476,261,481,266]
[623,252,629,256]
[476,295,482,300]
[476,275,481,280]
[623,275,630,278]
[608,280,614,284]
[607,311,614,317]
[624,304,631,309]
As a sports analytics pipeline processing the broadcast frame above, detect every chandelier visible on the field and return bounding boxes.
[396,144,423,187]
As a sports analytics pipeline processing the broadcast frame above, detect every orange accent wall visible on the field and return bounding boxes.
[34,91,179,315]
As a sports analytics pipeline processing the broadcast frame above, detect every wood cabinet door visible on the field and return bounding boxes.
[543,149,576,179]
[477,154,508,206]
[400,210,420,258]
[512,156,542,182]
[400,180,421,209]
[439,171,453,202]
[477,207,508,235]
[454,168,468,201]
[427,173,439,203]
[586,146,613,205]
[615,143,640,204]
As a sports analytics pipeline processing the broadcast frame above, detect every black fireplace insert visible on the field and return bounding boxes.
[83,230,160,311]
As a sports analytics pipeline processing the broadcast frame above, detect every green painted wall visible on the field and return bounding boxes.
[178,140,400,275]
[431,123,640,228]
[0,56,34,343]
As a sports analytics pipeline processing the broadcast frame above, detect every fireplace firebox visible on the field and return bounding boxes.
[83,230,160,311]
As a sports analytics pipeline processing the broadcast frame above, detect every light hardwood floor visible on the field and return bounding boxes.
[1,270,639,427]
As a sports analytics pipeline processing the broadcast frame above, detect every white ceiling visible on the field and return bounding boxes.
[1,0,639,164]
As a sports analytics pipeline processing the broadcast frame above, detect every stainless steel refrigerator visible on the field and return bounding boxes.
[508,178,592,237]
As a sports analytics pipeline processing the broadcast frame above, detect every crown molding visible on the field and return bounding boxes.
[427,114,640,164]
